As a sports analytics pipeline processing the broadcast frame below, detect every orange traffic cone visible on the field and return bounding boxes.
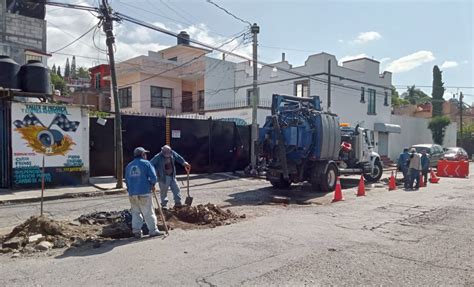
[429,168,440,183]
[332,177,344,202]
[388,171,397,191]
[419,173,426,188]
[357,175,365,196]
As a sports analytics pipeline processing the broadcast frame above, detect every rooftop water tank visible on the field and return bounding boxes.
[19,60,51,94]
[0,55,20,89]
[177,31,190,45]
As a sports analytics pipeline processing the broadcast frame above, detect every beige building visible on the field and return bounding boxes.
[113,33,209,115]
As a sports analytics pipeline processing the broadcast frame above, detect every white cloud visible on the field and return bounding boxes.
[379,57,391,63]
[351,31,381,44]
[46,4,250,69]
[339,53,368,64]
[385,51,435,73]
[463,60,469,64]
[338,39,344,43]
[440,61,459,69]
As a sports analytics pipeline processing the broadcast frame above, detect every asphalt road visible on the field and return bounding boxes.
[0,167,473,286]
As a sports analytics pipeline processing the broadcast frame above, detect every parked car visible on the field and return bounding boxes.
[442,147,469,161]
[411,144,444,167]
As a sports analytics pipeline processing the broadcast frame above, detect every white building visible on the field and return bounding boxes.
[204,52,399,158]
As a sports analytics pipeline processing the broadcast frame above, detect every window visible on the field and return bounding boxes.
[360,87,365,103]
[95,73,101,89]
[367,88,376,115]
[198,90,205,110]
[25,54,42,63]
[295,80,309,97]
[150,86,172,108]
[384,91,389,106]
[118,87,132,108]
[246,88,260,106]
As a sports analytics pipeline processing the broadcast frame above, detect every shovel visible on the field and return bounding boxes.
[151,186,169,236]
[184,166,193,206]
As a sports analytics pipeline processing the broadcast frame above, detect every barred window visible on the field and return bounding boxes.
[151,86,172,108]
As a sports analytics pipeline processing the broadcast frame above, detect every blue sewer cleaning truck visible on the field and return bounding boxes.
[259,94,383,192]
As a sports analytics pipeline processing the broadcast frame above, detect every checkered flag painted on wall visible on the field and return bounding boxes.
[13,113,44,128]
[50,114,80,132]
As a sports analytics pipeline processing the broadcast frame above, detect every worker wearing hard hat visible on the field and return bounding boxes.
[150,145,191,209]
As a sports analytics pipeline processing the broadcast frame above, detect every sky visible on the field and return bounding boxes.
[46,0,474,103]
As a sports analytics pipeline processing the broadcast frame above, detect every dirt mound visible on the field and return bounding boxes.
[1,216,102,255]
[173,203,243,225]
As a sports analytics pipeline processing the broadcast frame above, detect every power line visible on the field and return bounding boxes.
[204,0,252,26]
[50,24,98,53]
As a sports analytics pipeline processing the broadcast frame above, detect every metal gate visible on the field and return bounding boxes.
[89,116,251,177]
[0,100,11,188]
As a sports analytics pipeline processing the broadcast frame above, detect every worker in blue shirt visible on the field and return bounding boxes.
[420,150,430,185]
[150,145,191,209]
[125,147,164,239]
[397,147,410,188]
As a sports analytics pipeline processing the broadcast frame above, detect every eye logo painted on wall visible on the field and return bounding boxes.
[13,113,80,156]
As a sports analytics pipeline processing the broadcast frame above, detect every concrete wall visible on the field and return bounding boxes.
[204,57,236,109]
[0,0,47,65]
[388,115,457,159]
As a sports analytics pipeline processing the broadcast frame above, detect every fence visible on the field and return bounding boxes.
[89,115,251,177]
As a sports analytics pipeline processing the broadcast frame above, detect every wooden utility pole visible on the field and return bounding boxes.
[101,0,123,188]
[250,23,259,173]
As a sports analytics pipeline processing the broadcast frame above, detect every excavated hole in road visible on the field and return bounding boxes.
[0,203,245,256]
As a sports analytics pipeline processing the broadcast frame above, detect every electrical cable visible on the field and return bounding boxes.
[50,24,98,54]
[204,0,252,26]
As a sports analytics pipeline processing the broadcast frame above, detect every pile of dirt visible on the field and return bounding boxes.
[0,203,246,256]
[0,216,102,255]
[172,203,245,226]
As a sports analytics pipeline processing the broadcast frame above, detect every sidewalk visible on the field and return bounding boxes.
[0,177,126,205]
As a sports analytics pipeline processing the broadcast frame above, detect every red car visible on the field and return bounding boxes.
[442,147,469,161]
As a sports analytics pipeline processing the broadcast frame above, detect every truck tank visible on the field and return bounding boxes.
[260,94,341,163]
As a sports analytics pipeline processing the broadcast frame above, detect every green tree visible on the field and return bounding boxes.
[391,86,409,107]
[50,72,67,95]
[64,58,70,78]
[51,64,56,74]
[431,65,445,117]
[77,66,89,78]
[460,122,474,139]
[57,66,62,78]
[71,56,77,78]
[404,85,431,105]
[428,116,450,145]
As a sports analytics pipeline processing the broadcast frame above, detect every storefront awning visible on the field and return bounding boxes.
[374,123,401,133]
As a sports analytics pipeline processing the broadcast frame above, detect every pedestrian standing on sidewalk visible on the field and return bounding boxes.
[397,147,410,188]
[421,150,430,185]
[408,148,422,190]
[150,145,191,209]
[125,147,164,239]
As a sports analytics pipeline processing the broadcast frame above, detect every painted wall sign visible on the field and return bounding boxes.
[11,103,89,187]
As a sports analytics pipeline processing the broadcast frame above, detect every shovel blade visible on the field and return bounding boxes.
[185,196,193,206]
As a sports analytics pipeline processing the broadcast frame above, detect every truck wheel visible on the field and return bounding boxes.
[320,164,338,192]
[363,160,383,182]
[270,176,291,189]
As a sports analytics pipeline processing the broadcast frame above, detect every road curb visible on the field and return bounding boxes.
[0,188,127,205]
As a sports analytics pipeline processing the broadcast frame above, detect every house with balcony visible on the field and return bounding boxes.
[113,32,209,115]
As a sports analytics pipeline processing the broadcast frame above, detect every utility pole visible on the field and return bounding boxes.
[460,92,463,147]
[250,23,259,174]
[327,59,331,111]
[101,0,123,188]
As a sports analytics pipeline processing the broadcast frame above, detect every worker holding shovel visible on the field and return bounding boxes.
[125,147,165,239]
[150,145,191,209]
